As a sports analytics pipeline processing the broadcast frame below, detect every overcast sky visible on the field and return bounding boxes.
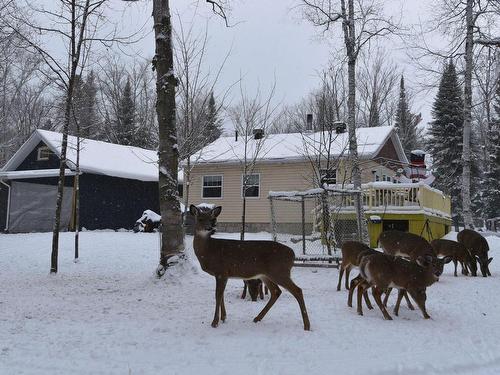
[105,0,459,129]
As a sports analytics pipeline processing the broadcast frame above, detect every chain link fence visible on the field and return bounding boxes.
[269,187,363,266]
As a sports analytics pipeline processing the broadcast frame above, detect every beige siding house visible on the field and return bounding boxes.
[184,126,408,232]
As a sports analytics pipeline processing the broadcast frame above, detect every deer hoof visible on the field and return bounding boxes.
[253,317,261,323]
[211,320,219,328]
[384,315,393,320]
[357,311,363,316]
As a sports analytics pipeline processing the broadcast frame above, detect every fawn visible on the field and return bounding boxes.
[190,205,311,330]
[431,239,477,277]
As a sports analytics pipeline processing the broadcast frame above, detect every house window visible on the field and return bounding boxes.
[37,146,52,161]
[242,174,260,198]
[320,169,336,185]
[202,175,223,198]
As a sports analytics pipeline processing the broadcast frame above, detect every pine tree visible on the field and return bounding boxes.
[395,76,417,156]
[203,92,222,146]
[427,61,465,222]
[115,77,136,146]
[368,91,380,127]
[79,71,98,139]
[481,79,500,219]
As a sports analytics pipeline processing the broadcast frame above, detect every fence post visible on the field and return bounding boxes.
[269,196,277,242]
[301,196,306,255]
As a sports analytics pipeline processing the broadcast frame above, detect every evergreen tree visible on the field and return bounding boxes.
[203,92,222,145]
[481,79,500,219]
[368,91,380,127]
[395,76,417,156]
[427,61,465,222]
[79,71,98,139]
[114,77,136,146]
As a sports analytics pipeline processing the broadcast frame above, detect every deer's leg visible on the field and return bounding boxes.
[220,291,227,323]
[259,281,264,300]
[272,275,311,331]
[337,263,345,291]
[394,289,405,316]
[453,259,458,277]
[212,276,227,328]
[403,291,415,310]
[383,287,393,307]
[372,286,393,320]
[356,281,365,316]
[461,261,469,276]
[241,281,247,299]
[348,275,361,307]
[363,289,373,310]
[345,265,352,290]
[254,278,281,324]
[408,289,430,319]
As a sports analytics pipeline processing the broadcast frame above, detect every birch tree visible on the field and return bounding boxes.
[6,0,139,273]
[301,0,398,243]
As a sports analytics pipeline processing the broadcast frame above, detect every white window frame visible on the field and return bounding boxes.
[241,173,260,199]
[319,168,337,185]
[37,146,51,161]
[202,175,223,199]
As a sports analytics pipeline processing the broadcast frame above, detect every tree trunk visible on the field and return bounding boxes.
[153,0,184,277]
[461,0,474,229]
[343,0,369,243]
[74,132,80,261]
[183,157,190,222]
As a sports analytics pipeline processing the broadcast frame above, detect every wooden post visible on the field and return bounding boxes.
[301,196,306,255]
[269,196,277,242]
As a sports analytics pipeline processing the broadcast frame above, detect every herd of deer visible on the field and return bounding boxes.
[189,205,493,331]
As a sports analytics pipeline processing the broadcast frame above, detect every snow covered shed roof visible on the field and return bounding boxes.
[1,130,183,183]
[187,126,407,165]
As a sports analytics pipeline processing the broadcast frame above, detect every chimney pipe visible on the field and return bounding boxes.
[306,113,313,131]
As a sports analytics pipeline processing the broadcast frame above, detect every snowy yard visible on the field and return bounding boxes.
[1,231,500,375]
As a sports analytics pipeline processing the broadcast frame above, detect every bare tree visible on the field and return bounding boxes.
[357,49,399,128]
[301,0,398,243]
[228,82,278,240]
[6,0,139,273]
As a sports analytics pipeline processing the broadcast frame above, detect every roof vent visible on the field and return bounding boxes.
[253,128,264,140]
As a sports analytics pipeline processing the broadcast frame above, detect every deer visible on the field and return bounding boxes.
[431,239,477,277]
[337,241,374,291]
[457,229,493,277]
[338,242,378,310]
[190,205,311,331]
[241,279,267,301]
[378,230,452,307]
[357,252,451,320]
[346,247,415,315]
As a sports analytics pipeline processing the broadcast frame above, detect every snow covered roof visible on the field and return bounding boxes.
[187,126,407,165]
[1,130,184,183]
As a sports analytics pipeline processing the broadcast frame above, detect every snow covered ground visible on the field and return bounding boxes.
[1,231,500,375]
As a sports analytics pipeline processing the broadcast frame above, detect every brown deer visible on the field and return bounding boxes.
[431,239,477,277]
[347,248,414,315]
[457,229,493,277]
[337,241,373,291]
[190,205,311,330]
[358,252,451,320]
[241,279,267,301]
[378,230,451,305]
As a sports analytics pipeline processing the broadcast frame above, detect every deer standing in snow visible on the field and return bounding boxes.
[457,229,493,277]
[357,252,451,320]
[431,239,477,277]
[378,230,451,307]
[241,279,267,301]
[190,205,311,330]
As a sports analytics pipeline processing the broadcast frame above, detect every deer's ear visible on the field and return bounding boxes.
[416,256,426,267]
[212,206,222,218]
[189,205,199,216]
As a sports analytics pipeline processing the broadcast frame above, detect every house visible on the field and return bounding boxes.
[0,130,180,233]
[184,126,452,246]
